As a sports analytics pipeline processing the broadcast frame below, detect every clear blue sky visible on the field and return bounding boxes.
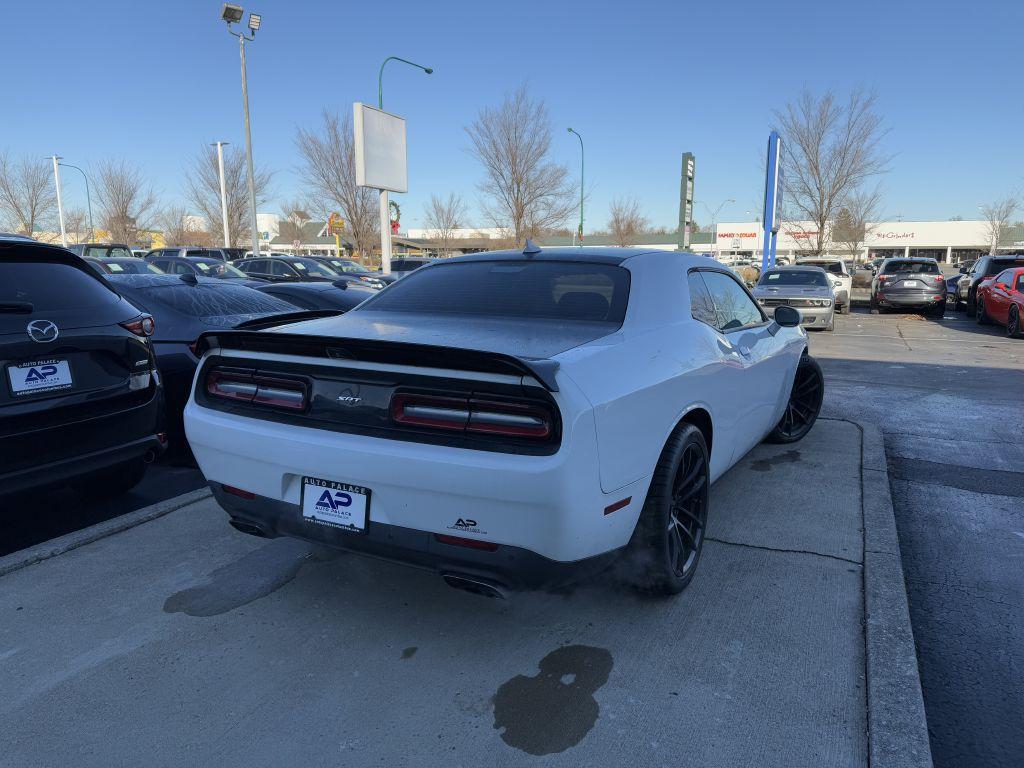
[6,0,1022,230]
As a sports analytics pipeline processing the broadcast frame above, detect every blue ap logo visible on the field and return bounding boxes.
[315,490,352,511]
[25,365,59,382]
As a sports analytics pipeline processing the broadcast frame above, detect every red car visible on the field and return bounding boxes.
[975,267,1024,338]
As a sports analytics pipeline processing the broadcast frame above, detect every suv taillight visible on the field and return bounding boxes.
[391,393,552,439]
[121,313,155,337]
[206,368,307,411]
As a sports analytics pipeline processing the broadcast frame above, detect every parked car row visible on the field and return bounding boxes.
[1,237,389,499]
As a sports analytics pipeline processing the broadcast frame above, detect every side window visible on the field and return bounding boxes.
[172,261,195,275]
[151,259,169,272]
[995,270,1012,286]
[243,259,266,274]
[687,271,717,326]
[1016,274,1024,292]
[270,260,294,277]
[700,271,765,331]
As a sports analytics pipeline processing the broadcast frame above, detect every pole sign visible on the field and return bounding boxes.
[761,131,783,271]
[678,152,695,250]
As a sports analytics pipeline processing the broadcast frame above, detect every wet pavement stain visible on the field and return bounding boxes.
[163,538,336,617]
[401,646,417,660]
[751,449,802,472]
[492,645,613,756]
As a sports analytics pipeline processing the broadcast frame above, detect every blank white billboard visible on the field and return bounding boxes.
[353,103,408,193]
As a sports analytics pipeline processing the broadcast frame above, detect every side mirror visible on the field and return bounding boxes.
[995,282,1008,291]
[774,305,801,327]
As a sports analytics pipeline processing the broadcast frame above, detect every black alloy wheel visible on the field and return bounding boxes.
[1008,306,1023,339]
[628,423,709,595]
[976,298,990,325]
[766,355,824,444]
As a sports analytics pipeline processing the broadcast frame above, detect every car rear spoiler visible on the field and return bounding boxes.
[194,330,561,392]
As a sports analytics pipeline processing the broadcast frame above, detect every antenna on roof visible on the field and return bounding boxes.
[523,239,541,257]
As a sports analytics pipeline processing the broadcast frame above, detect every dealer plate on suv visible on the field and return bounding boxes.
[8,359,73,396]
[301,476,370,533]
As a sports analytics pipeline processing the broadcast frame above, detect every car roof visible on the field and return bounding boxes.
[764,264,827,273]
[447,247,664,266]
[882,257,936,262]
[105,274,224,288]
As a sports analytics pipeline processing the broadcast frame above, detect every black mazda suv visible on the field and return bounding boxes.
[1,240,165,497]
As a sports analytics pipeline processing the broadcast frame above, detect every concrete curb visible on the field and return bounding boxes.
[0,487,212,578]
[856,420,933,768]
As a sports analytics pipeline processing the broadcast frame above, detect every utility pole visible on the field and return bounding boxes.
[50,156,67,247]
[567,128,584,246]
[222,5,262,258]
[213,141,231,247]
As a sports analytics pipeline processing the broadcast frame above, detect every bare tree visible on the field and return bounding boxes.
[93,160,157,244]
[296,111,378,260]
[775,89,888,256]
[422,193,467,255]
[0,153,56,235]
[157,205,204,246]
[980,197,1018,255]
[63,207,88,244]
[831,187,883,263]
[184,144,271,249]
[465,86,576,245]
[607,197,649,247]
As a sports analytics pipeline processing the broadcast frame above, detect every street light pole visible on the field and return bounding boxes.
[59,162,94,242]
[222,6,262,259]
[50,156,67,247]
[700,198,735,259]
[212,141,231,247]
[567,128,584,246]
[377,56,432,274]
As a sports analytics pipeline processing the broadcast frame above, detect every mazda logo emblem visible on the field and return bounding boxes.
[27,320,59,343]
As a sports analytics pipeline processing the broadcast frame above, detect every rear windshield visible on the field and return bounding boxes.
[360,260,630,323]
[801,261,844,275]
[105,260,163,275]
[84,246,133,259]
[138,283,294,318]
[1,259,118,311]
[759,270,829,287]
[883,260,939,274]
[986,257,1024,275]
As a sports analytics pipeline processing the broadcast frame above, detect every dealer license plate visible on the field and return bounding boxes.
[301,476,370,533]
[8,359,73,396]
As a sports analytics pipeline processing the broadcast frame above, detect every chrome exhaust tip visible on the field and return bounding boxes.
[442,573,508,599]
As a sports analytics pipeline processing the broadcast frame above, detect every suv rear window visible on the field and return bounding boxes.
[2,259,117,311]
[882,260,939,274]
[361,260,630,323]
[985,257,1024,275]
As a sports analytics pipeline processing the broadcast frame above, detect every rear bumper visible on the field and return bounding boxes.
[211,484,620,590]
[876,291,945,308]
[184,401,649,563]
[1,387,164,495]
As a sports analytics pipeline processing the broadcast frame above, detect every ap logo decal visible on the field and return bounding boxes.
[315,490,352,511]
[25,365,58,382]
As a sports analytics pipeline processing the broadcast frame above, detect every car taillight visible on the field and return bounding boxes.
[391,393,553,439]
[206,368,307,410]
[934,274,946,283]
[121,313,155,337]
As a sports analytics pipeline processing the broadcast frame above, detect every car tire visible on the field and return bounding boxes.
[869,295,880,314]
[765,355,824,444]
[1008,306,1023,339]
[73,457,147,500]
[825,316,835,331]
[976,298,990,325]
[626,423,709,596]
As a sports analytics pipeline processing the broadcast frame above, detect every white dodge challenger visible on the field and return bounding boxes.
[184,246,824,597]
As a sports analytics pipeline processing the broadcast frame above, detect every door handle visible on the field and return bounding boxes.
[738,345,752,357]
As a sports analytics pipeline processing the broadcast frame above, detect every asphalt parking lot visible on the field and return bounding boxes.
[811,306,1024,768]
[1,418,893,768]
[2,303,1020,767]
